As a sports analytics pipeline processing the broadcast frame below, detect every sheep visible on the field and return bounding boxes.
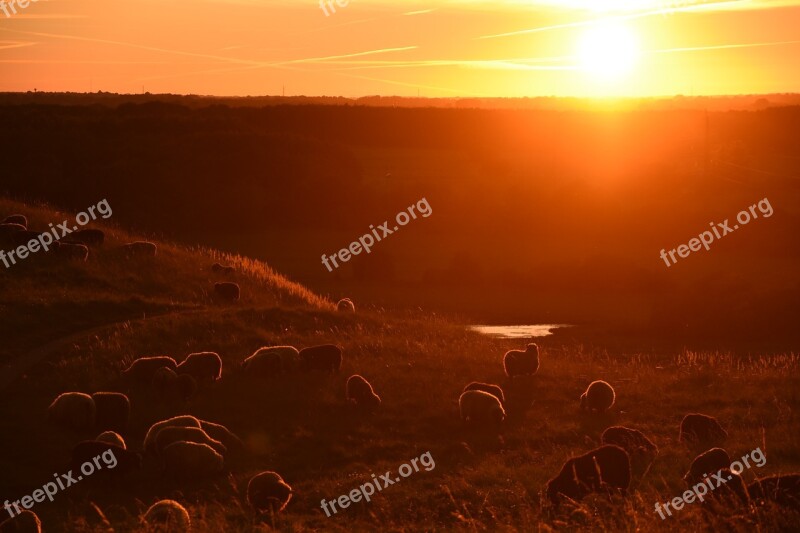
[91,392,129,432]
[151,367,197,401]
[0,510,41,532]
[346,374,381,410]
[459,390,506,429]
[213,282,240,302]
[47,392,95,431]
[679,413,728,447]
[123,356,178,383]
[503,343,539,378]
[96,431,126,450]
[143,415,202,455]
[12,231,43,248]
[155,426,227,457]
[748,474,800,507]
[69,441,141,483]
[705,467,749,506]
[65,229,104,246]
[211,262,235,275]
[684,448,731,485]
[53,242,89,261]
[337,298,355,313]
[242,346,300,376]
[199,420,244,454]
[142,500,191,532]
[161,441,224,479]
[2,214,27,228]
[176,374,198,401]
[0,222,26,242]
[546,445,631,504]
[247,471,293,514]
[580,380,616,413]
[299,344,342,373]
[601,426,658,479]
[463,382,505,404]
[176,352,222,383]
[122,241,157,257]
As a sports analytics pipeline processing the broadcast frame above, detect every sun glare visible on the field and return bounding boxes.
[577,21,641,80]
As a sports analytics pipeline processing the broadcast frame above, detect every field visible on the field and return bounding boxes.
[1,197,799,531]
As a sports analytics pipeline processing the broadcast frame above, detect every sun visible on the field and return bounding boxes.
[577,21,641,80]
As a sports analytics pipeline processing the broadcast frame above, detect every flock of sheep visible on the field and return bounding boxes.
[457,342,800,512]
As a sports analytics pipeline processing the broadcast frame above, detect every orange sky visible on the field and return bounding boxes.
[0,0,799,97]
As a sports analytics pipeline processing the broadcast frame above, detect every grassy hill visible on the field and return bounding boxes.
[1,198,798,532]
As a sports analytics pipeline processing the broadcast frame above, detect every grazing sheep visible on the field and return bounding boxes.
[142,500,191,533]
[463,382,505,404]
[679,413,728,446]
[176,374,198,401]
[53,242,89,261]
[684,448,731,484]
[91,392,130,432]
[162,441,224,479]
[337,298,355,313]
[47,392,95,431]
[580,380,616,413]
[69,441,141,483]
[2,214,27,228]
[152,366,179,393]
[247,471,293,514]
[176,352,222,383]
[243,346,300,375]
[151,367,197,401]
[96,431,126,450]
[299,344,342,373]
[122,241,157,257]
[459,390,506,428]
[211,262,235,275]
[213,282,240,302]
[748,474,800,507]
[0,510,41,532]
[0,222,26,241]
[546,445,631,504]
[503,343,540,378]
[601,426,658,479]
[155,426,226,457]
[143,415,202,455]
[12,231,43,248]
[346,374,381,409]
[66,229,105,246]
[704,467,749,506]
[199,420,244,454]
[124,356,178,383]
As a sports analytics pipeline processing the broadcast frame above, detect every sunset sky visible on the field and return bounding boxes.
[1,0,799,97]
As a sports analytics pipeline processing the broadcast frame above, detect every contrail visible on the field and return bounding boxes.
[650,40,800,54]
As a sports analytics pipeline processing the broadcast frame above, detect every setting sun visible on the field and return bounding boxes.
[578,21,641,80]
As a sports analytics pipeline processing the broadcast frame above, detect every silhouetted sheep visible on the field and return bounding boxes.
[247,471,293,514]
[214,282,240,302]
[124,356,178,383]
[143,415,201,455]
[684,447,731,485]
[151,367,196,401]
[47,392,95,431]
[679,413,727,446]
[337,298,355,312]
[748,474,800,507]
[211,262,235,275]
[299,344,342,373]
[0,510,41,532]
[142,500,191,532]
[503,343,539,378]
[122,241,157,257]
[53,242,89,261]
[91,392,129,432]
[601,426,658,478]
[546,445,631,503]
[65,229,104,246]
[2,214,27,228]
[155,426,226,457]
[0,222,25,241]
[96,431,126,450]
[580,380,616,413]
[346,374,381,409]
[459,390,506,428]
[69,441,141,484]
[241,348,283,377]
[162,441,224,479]
[703,467,749,506]
[199,420,244,455]
[12,231,43,248]
[176,352,222,383]
[463,382,505,404]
